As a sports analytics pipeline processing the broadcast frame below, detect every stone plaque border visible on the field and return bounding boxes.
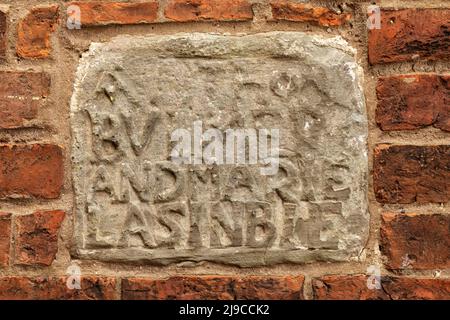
[70,32,369,267]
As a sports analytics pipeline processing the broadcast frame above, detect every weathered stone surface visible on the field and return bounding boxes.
[71,32,368,266]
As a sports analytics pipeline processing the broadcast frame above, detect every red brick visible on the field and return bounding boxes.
[0,71,51,129]
[122,276,304,300]
[376,74,450,132]
[313,275,388,300]
[14,210,65,266]
[233,276,304,299]
[380,213,449,270]
[313,275,450,300]
[0,213,11,267]
[165,0,253,22]
[17,5,59,59]
[0,144,63,199]
[368,9,450,64]
[0,276,117,300]
[373,145,450,204]
[68,2,158,26]
[270,1,351,27]
[0,10,6,59]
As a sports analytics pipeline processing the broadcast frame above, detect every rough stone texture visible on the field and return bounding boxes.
[0,276,117,300]
[17,5,59,59]
[70,32,368,266]
[380,213,449,270]
[14,210,65,266]
[270,1,351,27]
[0,10,6,59]
[376,74,450,132]
[313,275,450,300]
[0,144,63,199]
[0,71,51,129]
[68,2,158,26]
[122,276,304,300]
[0,213,11,267]
[165,0,253,22]
[374,145,450,204]
[368,9,450,64]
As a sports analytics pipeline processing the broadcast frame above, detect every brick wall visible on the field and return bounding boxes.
[0,0,448,300]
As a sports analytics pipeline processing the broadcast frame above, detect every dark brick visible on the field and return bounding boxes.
[376,74,450,132]
[380,213,449,270]
[368,9,450,64]
[313,275,450,300]
[373,145,450,204]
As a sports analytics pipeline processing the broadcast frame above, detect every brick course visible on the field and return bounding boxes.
[0,71,51,129]
[122,276,304,300]
[17,5,59,59]
[0,0,448,301]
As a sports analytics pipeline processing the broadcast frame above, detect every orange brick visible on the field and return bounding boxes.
[17,5,59,59]
[68,2,158,26]
[165,0,253,22]
[271,1,351,26]
[373,145,450,204]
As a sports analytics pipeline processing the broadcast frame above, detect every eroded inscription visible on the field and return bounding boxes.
[71,32,369,266]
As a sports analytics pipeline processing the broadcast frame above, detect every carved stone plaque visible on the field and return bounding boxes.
[71,32,369,266]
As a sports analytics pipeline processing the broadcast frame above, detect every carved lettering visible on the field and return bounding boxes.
[72,33,368,266]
